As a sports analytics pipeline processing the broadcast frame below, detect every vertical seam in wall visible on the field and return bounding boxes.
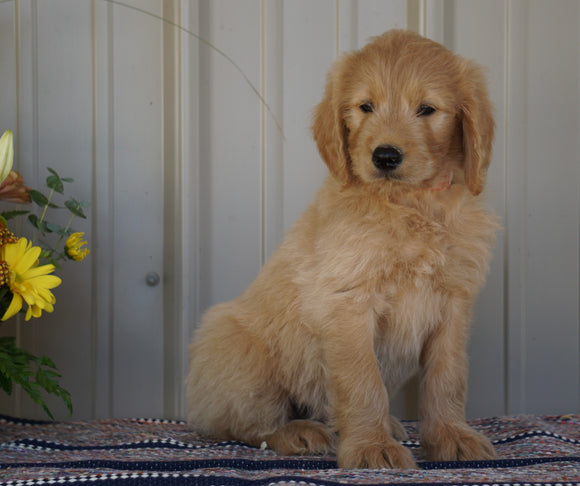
[334,0,340,58]
[106,0,115,418]
[260,0,266,266]
[406,0,426,36]
[406,0,416,33]
[161,0,182,420]
[177,0,189,418]
[578,0,580,410]
[419,0,427,37]
[90,0,98,419]
[443,1,454,50]
[31,0,38,186]
[191,0,201,338]
[511,0,529,414]
[13,0,20,163]
[519,0,528,415]
[174,0,184,420]
[349,0,358,50]
[502,0,511,416]
[577,0,580,411]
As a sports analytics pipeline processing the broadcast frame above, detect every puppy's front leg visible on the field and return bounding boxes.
[323,312,416,469]
[419,308,496,461]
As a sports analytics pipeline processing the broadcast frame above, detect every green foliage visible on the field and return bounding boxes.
[0,337,73,419]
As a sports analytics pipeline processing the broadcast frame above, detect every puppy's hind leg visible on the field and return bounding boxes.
[187,307,292,446]
[390,415,409,441]
[187,306,336,456]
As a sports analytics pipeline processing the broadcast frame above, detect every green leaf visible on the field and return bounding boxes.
[0,336,16,346]
[44,222,62,234]
[1,210,30,221]
[47,168,73,185]
[56,226,71,236]
[0,369,12,394]
[38,355,57,369]
[38,251,62,270]
[28,216,62,237]
[28,214,41,229]
[0,287,13,319]
[46,174,64,194]
[29,189,49,207]
[65,198,87,219]
[28,189,59,209]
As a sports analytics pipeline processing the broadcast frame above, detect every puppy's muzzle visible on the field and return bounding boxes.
[372,145,403,172]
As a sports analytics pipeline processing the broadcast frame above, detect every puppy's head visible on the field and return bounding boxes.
[312,30,494,195]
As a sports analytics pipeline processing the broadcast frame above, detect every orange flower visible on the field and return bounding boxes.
[0,170,31,204]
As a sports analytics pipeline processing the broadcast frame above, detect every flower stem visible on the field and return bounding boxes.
[53,213,75,254]
[32,188,54,245]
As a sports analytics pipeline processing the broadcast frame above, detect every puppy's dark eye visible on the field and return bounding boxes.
[417,104,436,117]
[359,102,374,113]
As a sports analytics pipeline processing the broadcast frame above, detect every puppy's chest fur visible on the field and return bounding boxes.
[309,185,496,390]
[313,185,496,300]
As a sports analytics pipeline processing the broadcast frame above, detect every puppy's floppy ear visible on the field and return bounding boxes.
[459,61,495,196]
[312,67,351,185]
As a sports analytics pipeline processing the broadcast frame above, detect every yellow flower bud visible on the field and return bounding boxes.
[65,232,90,262]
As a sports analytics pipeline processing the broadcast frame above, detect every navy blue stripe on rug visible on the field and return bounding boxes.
[4,438,247,451]
[1,455,578,472]
[0,415,53,426]
[0,458,335,472]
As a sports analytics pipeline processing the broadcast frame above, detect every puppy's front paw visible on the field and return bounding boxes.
[338,437,417,469]
[422,423,496,462]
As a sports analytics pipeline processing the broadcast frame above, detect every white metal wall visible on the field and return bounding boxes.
[0,0,578,421]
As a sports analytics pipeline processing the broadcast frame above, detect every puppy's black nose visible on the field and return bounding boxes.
[372,145,403,171]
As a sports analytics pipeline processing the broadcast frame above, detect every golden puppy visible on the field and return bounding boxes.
[187,29,497,469]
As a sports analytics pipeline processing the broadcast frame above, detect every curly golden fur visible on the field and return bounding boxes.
[186,30,498,469]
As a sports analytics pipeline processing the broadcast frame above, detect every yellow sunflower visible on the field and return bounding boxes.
[0,238,62,321]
